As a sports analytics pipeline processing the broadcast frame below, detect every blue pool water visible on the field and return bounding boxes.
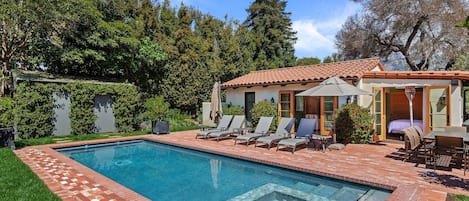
[57,140,391,201]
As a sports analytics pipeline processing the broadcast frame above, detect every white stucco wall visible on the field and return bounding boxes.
[359,78,463,127]
[224,76,464,128]
[224,83,320,107]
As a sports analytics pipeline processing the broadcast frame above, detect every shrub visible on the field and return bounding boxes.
[167,109,197,131]
[335,103,374,144]
[144,96,170,120]
[250,100,277,131]
[0,98,14,128]
[222,105,244,115]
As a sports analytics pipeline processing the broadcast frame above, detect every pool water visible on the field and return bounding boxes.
[57,140,391,201]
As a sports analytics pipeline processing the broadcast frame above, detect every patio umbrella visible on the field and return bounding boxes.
[210,81,222,122]
[296,76,371,97]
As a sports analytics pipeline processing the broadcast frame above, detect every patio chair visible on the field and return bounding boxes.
[195,115,233,139]
[412,126,434,160]
[431,135,466,174]
[276,118,316,154]
[234,117,274,146]
[255,117,296,149]
[403,127,424,161]
[207,115,246,141]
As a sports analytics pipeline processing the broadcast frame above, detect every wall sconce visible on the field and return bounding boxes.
[439,93,446,105]
[346,96,351,104]
[271,97,275,103]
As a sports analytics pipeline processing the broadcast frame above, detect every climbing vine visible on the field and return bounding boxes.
[15,82,55,138]
[15,81,140,138]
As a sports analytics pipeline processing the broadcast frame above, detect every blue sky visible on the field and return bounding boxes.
[171,0,362,60]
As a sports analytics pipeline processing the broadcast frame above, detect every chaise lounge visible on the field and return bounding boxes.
[234,116,273,146]
[255,117,295,149]
[207,115,246,141]
[276,118,316,154]
[195,115,233,139]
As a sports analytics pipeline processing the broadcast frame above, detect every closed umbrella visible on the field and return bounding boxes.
[296,76,371,97]
[210,81,222,122]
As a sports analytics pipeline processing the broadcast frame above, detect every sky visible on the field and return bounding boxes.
[170,0,362,60]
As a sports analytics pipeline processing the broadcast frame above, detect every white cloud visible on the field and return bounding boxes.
[293,2,361,59]
[293,20,335,58]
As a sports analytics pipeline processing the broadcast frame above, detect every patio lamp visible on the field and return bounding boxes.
[405,86,416,127]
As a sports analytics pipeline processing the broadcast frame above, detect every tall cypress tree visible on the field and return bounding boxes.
[243,0,297,70]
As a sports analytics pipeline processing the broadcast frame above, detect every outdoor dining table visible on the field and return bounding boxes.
[423,131,469,143]
[423,131,469,172]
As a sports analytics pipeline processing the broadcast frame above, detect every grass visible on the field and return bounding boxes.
[16,124,199,148]
[448,194,469,201]
[0,148,61,201]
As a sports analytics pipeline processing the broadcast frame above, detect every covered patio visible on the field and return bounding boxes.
[15,130,469,201]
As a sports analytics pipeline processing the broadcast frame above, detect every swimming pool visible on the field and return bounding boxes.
[57,140,391,201]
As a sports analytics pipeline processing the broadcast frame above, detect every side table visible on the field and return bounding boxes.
[312,134,332,152]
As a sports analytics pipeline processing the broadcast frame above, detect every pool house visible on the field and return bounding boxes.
[221,58,469,141]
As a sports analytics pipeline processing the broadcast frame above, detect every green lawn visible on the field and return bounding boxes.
[16,124,199,148]
[449,194,469,201]
[0,148,61,201]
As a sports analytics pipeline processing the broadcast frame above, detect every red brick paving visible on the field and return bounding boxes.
[15,130,469,200]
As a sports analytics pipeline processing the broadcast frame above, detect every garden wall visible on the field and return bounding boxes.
[15,81,139,139]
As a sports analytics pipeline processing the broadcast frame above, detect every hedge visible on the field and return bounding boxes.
[0,97,15,128]
[15,81,140,138]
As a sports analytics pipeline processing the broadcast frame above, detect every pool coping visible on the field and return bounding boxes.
[17,134,426,201]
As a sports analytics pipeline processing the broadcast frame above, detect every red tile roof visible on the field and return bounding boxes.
[221,58,383,88]
[363,71,469,80]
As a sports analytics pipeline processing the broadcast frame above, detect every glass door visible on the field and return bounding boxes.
[427,86,450,132]
[320,96,337,135]
[278,91,294,119]
[373,88,386,140]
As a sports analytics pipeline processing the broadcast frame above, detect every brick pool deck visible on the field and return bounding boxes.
[15,130,469,201]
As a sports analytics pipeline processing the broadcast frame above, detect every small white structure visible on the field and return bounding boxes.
[222,58,469,141]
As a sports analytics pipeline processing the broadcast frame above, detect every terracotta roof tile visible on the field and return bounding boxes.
[222,58,383,88]
[363,71,469,80]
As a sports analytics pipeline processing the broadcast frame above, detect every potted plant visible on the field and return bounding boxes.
[144,96,170,134]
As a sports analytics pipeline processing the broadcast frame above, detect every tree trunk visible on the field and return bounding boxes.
[1,19,7,97]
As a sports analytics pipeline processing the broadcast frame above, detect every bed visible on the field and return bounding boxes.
[387,119,424,134]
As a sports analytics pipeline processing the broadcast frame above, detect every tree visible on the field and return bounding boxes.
[452,16,469,70]
[243,0,297,70]
[456,16,469,31]
[336,0,469,71]
[161,5,206,113]
[296,57,321,65]
[452,54,469,71]
[0,0,60,96]
[323,53,341,63]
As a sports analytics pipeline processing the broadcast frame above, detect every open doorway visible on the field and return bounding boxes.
[386,88,423,141]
